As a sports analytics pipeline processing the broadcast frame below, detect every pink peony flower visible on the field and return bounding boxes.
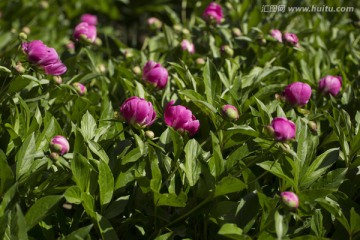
[73,22,97,43]
[142,61,168,89]
[164,101,200,136]
[283,82,312,106]
[50,135,70,155]
[318,75,342,96]
[22,40,67,76]
[270,29,282,42]
[281,191,299,209]
[202,2,223,24]
[271,117,296,141]
[120,96,157,128]
[221,104,239,121]
[80,13,98,26]
[181,39,195,54]
[283,32,299,45]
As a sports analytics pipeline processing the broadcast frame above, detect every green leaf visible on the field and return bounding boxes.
[350,208,360,235]
[64,186,82,204]
[121,147,142,165]
[209,132,224,179]
[8,75,32,94]
[0,66,11,73]
[257,161,295,186]
[62,224,93,240]
[214,176,246,197]
[103,195,129,219]
[218,223,245,240]
[275,210,288,239]
[226,125,259,137]
[0,149,14,196]
[96,213,119,240]
[87,140,110,163]
[14,204,28,240]
[15,133,36,181]
[154,192,187,207]
[180,139,202,186]
[311,209,324,237]
[154,232,173,240]
[81,111,97,141]
[203,59,221,106]
[98,160,114,208]
[71,153,91,192]
[25,195,63,230]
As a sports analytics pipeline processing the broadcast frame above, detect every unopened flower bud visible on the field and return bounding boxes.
[308,121,317,133]
[182,28,190,35]
[50,135,70,155]
[133,66,141,75]
[232,28,242,37]
[53,76,62,84]
[15,62,25,73]
[221,45,234,57]
[221,104,239,121]
[147,17,162,30]
[196,58,205,66]
[39,1,49,9]
[22,26,31,35]
[281,191,299,209]
[145,130,155,140]
[50,152,60,160]
[173,24,182,32]
[264,125,275,137]
[73,82,87,95]
[95,37,102,46]
[18,32,28,41]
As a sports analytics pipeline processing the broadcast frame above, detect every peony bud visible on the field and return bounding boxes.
[181,39,195,54]
[22,26,31,35]
[196,58,205,66]
[39,1,49,9]
[80,13,98,26]
[50,152,60,160]
[147,17,162,30]
[50,135,70,155]
[22,40,67,76]
[271,117,296,141]
[202,2,224,24]
[270,29,282,42]
[53,76,62,84]
[164,101,200,136]
[221,45,234,57]
[14,62,25,73]
[281,191,299,209]
[120,96,157,128]
[232,27,242,37]
[308,121,317,133]
[132,66,141,75]
[73,22,97,44]
[318,75,342,96]
[18,32,28,41]
[283,82,312,106]
[142,61,168,89]
[283,32,299,46]
[73,82,87,95]
[145,130,155,140]
[221,104,239,121]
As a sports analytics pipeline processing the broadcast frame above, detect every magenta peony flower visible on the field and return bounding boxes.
[120,96,157,128]
[281,191,299,209]
[142,61,168,89]
[181,39,195,54]
[43,60,67,76]
[221,104,239,121]
[202,2,223,24]
[164,101,200,136]
[22,40,67,75]
[80,13,98,26]
[270,29,282,42]
[50,135,70,155]
[283,82,312,106]
[73,82,87,95]
[283,32,299,45]
[271,117,296,141]
[73,22,97,43]
[318,75,342,96]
